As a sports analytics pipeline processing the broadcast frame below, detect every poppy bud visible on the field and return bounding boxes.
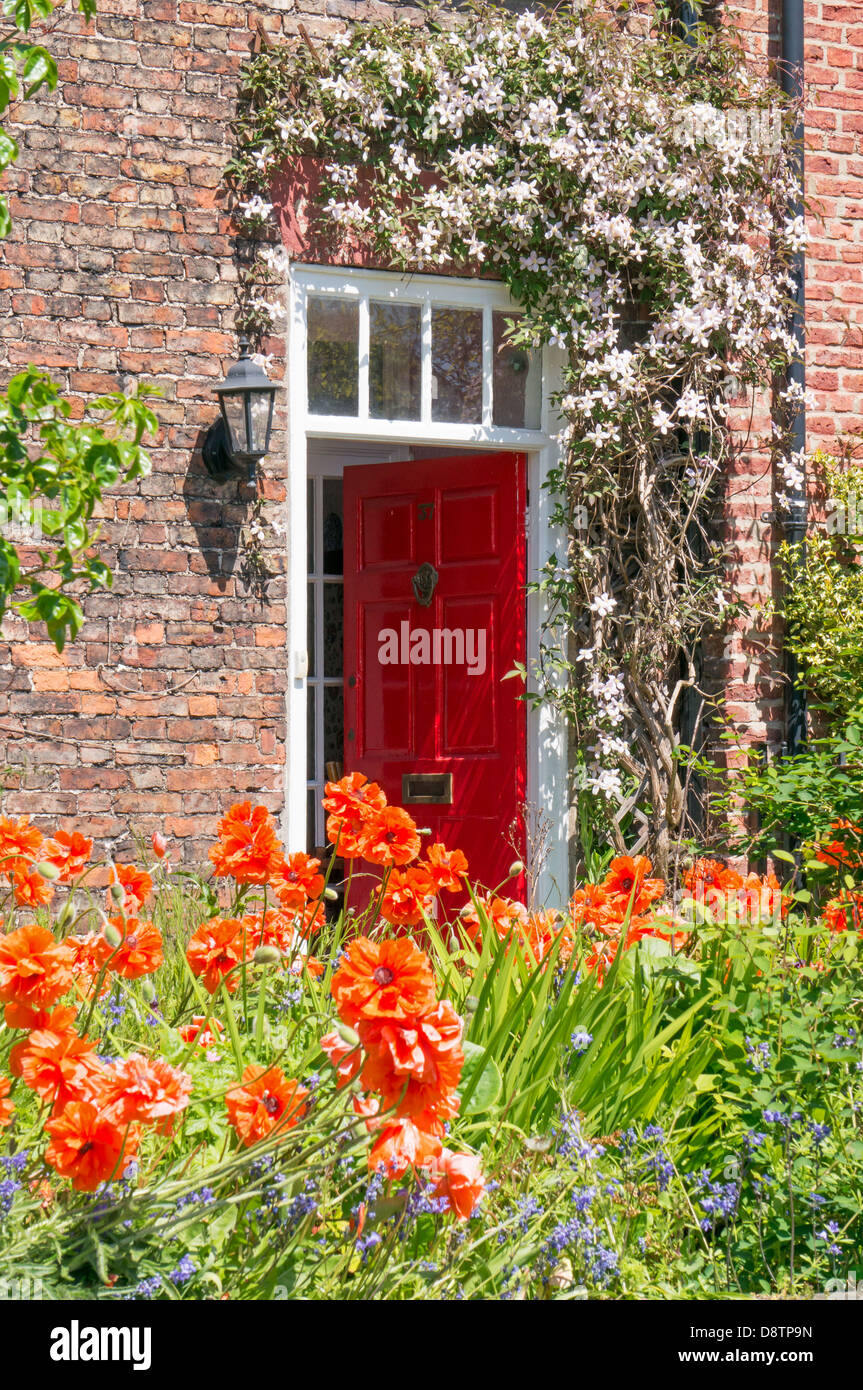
[139,977,158,1005]
[109,881,125,904]
[508,860,524,878]
[151,831,168,859]
[253,945,282,966]
[417,826,432,836]
[324,887,338,901]
[103,921,123,948]
[335,1021,360,1048]
[464,994,479,1015]
[33,861,61,880]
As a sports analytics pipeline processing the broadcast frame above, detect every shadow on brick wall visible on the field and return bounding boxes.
[182,424,251,591]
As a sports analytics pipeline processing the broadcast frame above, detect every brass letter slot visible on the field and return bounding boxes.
[401,772,453,805]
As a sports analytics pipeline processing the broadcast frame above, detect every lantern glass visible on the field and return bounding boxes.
[220,392,247,456]
[249,387,275,455]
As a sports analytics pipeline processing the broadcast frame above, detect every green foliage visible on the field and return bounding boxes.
[3,842,861,1299]
[779,451,863,728]
[704,709,863,858]
[0,370,158,648]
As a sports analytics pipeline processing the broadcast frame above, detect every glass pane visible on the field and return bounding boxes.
[307,583,316,679]
[493,312,541,429]
[307,296,358,415]
[249,389,274,454]
[307,788,317,853]
[322,478,343,575]
[369,301,421,420]
[221,393,246,454]
[323,583,343,679]
[432,308,482,423]
[307,478,315,572]
[307,687,316,780]
[323,685,344,766]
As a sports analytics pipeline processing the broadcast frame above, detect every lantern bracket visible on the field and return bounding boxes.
[202,415,242,483]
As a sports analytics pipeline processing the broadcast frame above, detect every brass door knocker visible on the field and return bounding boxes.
[411,562,439,608]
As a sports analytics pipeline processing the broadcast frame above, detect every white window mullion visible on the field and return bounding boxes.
[481,302,493,428]
[358,295,370,420]
[315,478,325,816]
[421,295,433,424]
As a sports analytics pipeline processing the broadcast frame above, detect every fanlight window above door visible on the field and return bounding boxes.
[305,287,542,432]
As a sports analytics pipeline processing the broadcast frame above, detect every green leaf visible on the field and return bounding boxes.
[21,45,57,96]
[0,127,18,172]
[457,1039,502,1114]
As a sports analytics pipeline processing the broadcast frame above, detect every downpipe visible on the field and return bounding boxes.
[780,0,808,757]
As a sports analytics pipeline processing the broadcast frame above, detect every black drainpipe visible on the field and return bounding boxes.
[780,0,808,756]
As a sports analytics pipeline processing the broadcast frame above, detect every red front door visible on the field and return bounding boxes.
[343,451,527,897]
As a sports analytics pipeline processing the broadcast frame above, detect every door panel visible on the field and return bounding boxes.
[343,451,526,897]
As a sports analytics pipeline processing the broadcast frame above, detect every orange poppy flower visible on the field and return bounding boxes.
[0,1076,14,1128]
[322,772,387,820]
[186,917,252,994]
[684,858,743,895]
[320,1030,363,1089]
[431,1148,485,1220]
[582,937,619,985]
[106,1054,193,1130]
[822,892,863,935]
[359,999,464,1119]
[43,830,93,882]
[63,932,111,1000]
[330,936,437,1026]
[569,882,613,929]
[381,866,436,928]
[8,1005,79,1077]
[151,831,168,860]
[459,893,527,948]
[368,1116,443,1179]
[323,774,385,859]
[225,1065,308,1147]
[269,853,325,911]
[12,868,55,908]
[107,863,153,915]
[601,857,666,915]
[4,1001,77,1033]
[44,1100,140,1192]
[299,899,326,938]
[0,815,44,876]
[425,842,469,893]
[98,919,164,980]
[358,806,421,868]
[178,1014,225,1049]
[208,802,284,884]
[520,910,571,966]
[353,1092,380,1123]
[0,924,74,1010]
[17,1027,102,1112]
[815,819,863,869]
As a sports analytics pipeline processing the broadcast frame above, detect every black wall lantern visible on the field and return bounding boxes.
[203,336,277,484]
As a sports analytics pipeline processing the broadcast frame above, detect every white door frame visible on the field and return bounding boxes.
[283,262,569,905]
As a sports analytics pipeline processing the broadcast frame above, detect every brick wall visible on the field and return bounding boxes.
[0,1,860,858]
[702,2,863,775]
[0,0,419,860]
